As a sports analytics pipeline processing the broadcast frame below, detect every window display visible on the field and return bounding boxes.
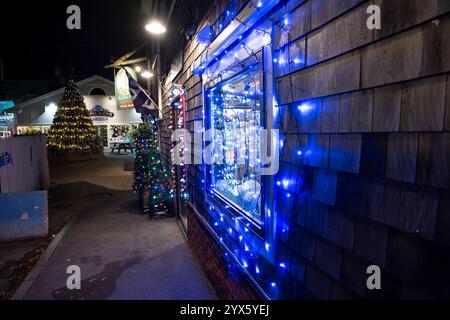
[0,114,17,138]
[17,125,50,136]
[95,125,108,147]
[207,64,263,225]
[110,125,131,142]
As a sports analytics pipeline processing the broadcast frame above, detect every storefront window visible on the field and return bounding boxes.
[207,64,263,226]
[110,125,131,142]
[17,126,51,135]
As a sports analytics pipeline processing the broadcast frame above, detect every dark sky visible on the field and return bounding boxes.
[0,0,209,82]
[0,1,147,81]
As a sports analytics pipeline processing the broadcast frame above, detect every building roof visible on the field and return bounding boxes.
[14,75,115,110]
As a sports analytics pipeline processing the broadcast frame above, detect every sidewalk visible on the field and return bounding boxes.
[15,153,216,300]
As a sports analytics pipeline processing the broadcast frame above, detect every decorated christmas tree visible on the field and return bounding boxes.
[47,80,101,157]
[132,120,173,217]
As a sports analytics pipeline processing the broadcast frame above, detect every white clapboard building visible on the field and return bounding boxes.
[12,75,142,148]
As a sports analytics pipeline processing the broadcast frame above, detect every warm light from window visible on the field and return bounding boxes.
[46,103,58,116]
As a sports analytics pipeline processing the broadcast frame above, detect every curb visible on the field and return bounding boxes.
[11,216,77,300]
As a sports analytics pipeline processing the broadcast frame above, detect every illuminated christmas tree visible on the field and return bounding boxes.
[132,121,173,217]
[47,80,101,156]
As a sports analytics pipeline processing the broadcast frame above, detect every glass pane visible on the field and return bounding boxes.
[208,65,263,222]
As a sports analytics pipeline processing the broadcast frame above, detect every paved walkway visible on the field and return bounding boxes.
[18,153,216,300]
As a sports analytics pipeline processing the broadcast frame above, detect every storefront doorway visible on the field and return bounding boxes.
[95,125,108,147]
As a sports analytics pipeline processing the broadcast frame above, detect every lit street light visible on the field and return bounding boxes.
[145,20,166,118]
[141,71,154,79]
[145,21,167,35]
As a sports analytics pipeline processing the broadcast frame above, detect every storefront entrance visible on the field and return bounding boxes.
[95,125,108,147]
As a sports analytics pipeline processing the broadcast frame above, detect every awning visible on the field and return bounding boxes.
[0,101,15,113]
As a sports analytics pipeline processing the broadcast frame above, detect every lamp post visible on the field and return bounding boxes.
[145,20,166,119]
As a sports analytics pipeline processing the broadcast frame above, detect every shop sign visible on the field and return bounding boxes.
[115,67,137,110]
[0,152,12,168]
[0,101,15,113]
[89,105,114,122]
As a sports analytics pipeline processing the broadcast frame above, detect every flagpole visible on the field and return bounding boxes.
[135,82,162,114]
[122,67,163,115]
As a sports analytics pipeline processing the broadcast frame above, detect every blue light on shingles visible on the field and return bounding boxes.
[297,150,303,156]
[255,266,261,274]
[298,102,313,114]
[279,262,287,269]
[276,181,281,186]
[271,282,277,288]
[265,243,270,251]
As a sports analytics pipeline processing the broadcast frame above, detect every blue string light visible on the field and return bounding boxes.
[196,0,302,300]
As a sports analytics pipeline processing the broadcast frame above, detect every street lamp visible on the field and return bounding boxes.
[145,21,167,35]
[145,20,166,118]
[141,71,154,79]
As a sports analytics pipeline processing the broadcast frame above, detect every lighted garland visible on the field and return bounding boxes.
[193,0,299,298]
[47,80,102,155]
[169,87,189,201]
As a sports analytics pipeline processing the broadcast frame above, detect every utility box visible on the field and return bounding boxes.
[0,135,49,242]
[0,191,48,242]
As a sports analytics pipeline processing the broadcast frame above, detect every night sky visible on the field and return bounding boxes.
[0,0,208,82]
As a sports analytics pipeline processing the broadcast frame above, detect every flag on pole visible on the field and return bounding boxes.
[124,69,160,123]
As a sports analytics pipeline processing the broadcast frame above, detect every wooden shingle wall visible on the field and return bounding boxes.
[161,0,450,299]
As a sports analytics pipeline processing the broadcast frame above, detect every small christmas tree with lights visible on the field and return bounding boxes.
[47,80,102,158]
[132,121,173,217]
